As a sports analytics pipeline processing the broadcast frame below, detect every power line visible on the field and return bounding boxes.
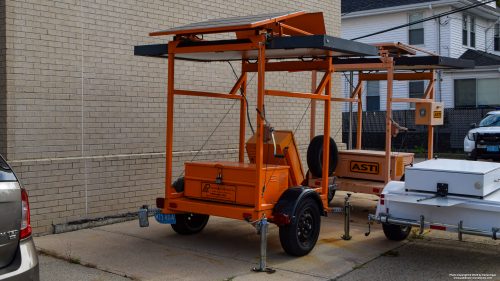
[351,0,496,41]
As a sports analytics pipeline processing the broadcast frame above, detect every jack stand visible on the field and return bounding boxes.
[341,193,353,240]
[250,215,275,273]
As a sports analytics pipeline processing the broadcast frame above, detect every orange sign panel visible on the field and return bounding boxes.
[433,111,442,118]
[201,183,236,201]
[349,161,380,175]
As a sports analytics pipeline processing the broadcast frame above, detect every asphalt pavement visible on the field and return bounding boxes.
[34,188,500,280]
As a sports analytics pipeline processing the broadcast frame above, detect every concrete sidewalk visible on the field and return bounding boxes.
[34,191,500,280]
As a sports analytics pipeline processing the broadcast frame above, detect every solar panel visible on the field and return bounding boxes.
[150,11,305,36]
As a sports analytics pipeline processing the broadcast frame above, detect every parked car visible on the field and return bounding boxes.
[464,111,500,161]
[0,155,39,281]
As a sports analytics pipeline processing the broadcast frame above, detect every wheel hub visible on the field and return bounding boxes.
[298,208,315,245]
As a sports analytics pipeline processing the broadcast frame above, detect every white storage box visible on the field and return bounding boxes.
[405,159,500,197]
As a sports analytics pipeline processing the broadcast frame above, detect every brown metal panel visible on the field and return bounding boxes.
[151,11,305,36]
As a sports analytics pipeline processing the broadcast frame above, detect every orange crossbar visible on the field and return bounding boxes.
[229,74,246,96]
[174,89,243,99]
[314,71,331,95]
[359,72,434,81]
[331,98,360,102]
[242,60,330,72]
[279,23,313,35]
[266,90,330,100]
[392,98,433,103]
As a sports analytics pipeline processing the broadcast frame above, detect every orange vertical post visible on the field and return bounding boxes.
[356,78,363,150]
[321,59,332,201]
[254,39,265,212]
[239,71,247,163]
[310,70,317,141]
[384,57,394,183]
[166,53,175,200]
[428,70,435,160]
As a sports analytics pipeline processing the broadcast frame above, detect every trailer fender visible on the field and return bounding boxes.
[273,187,326,226]
[376,181,406,215]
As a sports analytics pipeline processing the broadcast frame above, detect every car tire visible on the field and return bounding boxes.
[171,213,209,235]
[307,135,338,178]
[279,197,321,256]
[382,223,411,241]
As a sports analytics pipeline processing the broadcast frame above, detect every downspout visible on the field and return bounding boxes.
[485,18,500,52]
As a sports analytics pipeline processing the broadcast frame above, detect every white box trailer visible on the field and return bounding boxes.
[367,159,500,241]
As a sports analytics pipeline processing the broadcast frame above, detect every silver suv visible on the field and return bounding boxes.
[0,155,39,281]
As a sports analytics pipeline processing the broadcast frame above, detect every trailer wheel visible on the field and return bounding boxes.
[307,135,338,178]
[382,224,411,241]
[279,197,321,256]
[171,213,209,235]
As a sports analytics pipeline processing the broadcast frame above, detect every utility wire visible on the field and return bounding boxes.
[351,0,496,41]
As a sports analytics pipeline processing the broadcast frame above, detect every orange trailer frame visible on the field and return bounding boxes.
[162,38,335,221]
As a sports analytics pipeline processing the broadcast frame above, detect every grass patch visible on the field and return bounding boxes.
[352,265,363,270]
[381,250,399,257]
[409,229,425,240]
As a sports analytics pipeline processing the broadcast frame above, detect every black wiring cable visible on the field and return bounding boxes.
[228,61,256,134]
[173,96,240,182]
[173,65,257,182]
[263,100,312,190]
[351,0,496,41]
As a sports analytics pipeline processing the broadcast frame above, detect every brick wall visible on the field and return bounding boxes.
[3,0,341,235]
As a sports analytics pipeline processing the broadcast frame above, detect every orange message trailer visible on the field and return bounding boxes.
[134,11,379,268]
[307,43,474,196]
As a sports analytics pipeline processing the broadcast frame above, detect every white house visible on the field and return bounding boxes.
[341,0,500,112]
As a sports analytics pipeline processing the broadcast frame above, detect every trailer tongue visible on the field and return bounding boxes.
[367,159,500,241]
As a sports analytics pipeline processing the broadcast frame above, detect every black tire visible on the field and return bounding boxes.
[399,173,405,182]
[279,197,321,256]
[382,223,411,241]
[171,213,209,235]
[305,169,335,203]
[172,177,185,193]
[307,135,338,178]
[327,186,336,203]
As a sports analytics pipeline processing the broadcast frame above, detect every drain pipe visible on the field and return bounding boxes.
[485,17,500,52]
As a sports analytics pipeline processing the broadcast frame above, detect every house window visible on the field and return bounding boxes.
[495,24,500,51]
[455,79,500,107]
[409,81,424,109]
[366,81,380,111]
[409,13,424,45]
[455,79,475,107]
[462,14,468,46]
[470,17,476,48]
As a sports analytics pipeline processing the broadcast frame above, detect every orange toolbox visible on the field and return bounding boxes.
[184,161,289,206]
[335,150,414,181]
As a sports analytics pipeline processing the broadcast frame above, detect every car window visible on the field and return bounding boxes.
[0,156,17,181]
[479,114,500,127]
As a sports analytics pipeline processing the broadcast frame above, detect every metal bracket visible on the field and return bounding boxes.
[341,193,353,240]
[250,214,275,273]
[492,228,499,240]
[138,206,162,227]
